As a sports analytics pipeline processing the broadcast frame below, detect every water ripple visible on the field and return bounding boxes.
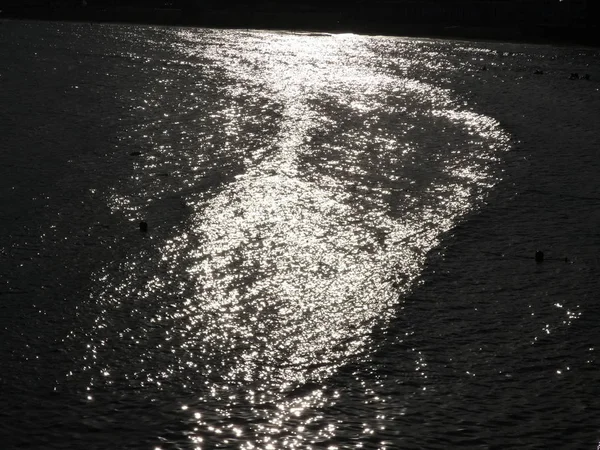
[71,28,510,448]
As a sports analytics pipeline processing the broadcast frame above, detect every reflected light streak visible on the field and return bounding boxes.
[72,29,512,449]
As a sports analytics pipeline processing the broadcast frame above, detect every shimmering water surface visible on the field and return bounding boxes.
[1,20,600,449]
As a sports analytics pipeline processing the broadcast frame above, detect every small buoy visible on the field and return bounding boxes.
[139,221,148,232]
[535,250,544,263]
[130,151,142,156]
[534,70,544,75]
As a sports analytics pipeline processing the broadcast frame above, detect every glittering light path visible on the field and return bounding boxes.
[72,30,510,448]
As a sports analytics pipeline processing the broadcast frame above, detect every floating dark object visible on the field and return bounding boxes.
[481,65,487,71]
[535,250,544,263]
[534,70,544,75]
[130,151,142,156]
[569,73,579,80]
[583,74,591,80]
[139,221,148,232]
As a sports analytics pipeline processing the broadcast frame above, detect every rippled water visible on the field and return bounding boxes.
[1,20,600,449]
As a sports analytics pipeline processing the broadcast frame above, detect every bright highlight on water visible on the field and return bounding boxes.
[72,28,509,448]
[2,20,599,450]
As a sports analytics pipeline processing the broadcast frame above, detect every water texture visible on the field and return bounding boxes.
[1,20,599,449]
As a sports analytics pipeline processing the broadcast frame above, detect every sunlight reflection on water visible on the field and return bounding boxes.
[74,29,510,448]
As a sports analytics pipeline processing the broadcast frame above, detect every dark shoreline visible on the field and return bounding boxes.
[2,6,599,48]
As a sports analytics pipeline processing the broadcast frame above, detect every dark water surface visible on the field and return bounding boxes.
[1,20,600,449]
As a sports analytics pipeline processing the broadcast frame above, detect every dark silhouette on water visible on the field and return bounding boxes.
[535,250,544,263]
[139,221,148,232]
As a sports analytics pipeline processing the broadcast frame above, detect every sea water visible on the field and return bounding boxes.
[1,20,600,449]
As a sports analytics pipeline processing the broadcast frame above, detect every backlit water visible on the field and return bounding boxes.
[1,20,600,449]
